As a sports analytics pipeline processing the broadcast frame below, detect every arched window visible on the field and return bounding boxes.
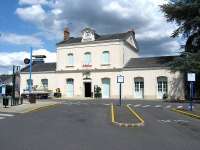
[66,78,74,97]
[67,53,74,66]
[157,76,168,99]
[102,51,110,64]
[41,79,48,89]
[102,78,110,98]
[84,52,91,65]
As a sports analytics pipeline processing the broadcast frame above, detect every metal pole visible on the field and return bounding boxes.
[189,82,193,111]
[11,65,15,106]
[29,47,32,94]
[119,83,122,106]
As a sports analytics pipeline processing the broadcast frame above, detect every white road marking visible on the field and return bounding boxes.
[187,105,194,109]
[0,113,14,117]
[158,119,189,123]
[134,104,141,107]
[103,103,110,106]
[166,105,171,109]
[142,105,151,108]
[155,105,161,108]
[158,120,171,123]
[0,117,5,120]
[177,105,183,109]
[174,120,189,123]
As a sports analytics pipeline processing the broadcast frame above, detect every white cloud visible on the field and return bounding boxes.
[19,0,48,5]
[51,9,62,16]
[0,33,43,47]
[0,49,56,74]
[16,3,67,40]
[15,0,181,56]
[16,5,46,23]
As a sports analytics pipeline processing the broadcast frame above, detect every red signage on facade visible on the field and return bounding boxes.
[83,64,92,67]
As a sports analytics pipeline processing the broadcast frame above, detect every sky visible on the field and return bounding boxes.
[0,0,183,74]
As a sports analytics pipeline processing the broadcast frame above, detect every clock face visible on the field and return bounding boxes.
[81,28,95,42]
[85,31,91,37]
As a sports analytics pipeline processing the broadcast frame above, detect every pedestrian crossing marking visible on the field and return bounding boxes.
[0,113,15,117]
[142,105,150,108]
[0,113,15,121]
[166,105,171,108]
[62,102,184,110]
[177,106,183,109]
[134,104,141,107]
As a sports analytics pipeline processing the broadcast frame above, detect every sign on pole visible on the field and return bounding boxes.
[117,75,124,83]
[117,75,124,106]
[187,73,195,111]
[187,73,195,82]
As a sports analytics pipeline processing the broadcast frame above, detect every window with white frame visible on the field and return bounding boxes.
[84,52,91,64]
[102,51,110,64]
[157,76,168,93]
[41,79,48,89]
[26,79,33,89]
[67,53,74,66]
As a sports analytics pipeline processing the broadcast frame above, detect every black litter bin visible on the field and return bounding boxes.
[29,94,36,103]
[3,96,9,108]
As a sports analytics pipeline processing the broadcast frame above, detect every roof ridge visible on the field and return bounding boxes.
[57,31,130,45]
[130,55,178,59]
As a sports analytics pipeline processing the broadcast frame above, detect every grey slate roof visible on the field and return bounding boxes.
[21,56,178,73]
[124,56,178,69]
[21,62,56,73]
[57,31,133,45]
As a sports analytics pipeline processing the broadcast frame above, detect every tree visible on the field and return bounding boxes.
[160,0,200,72]
[160,0,200,98]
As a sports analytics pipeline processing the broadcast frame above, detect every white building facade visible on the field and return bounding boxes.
[20,28,185,100]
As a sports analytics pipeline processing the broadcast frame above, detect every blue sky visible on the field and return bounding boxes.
[0,0,183,74]
[0,0,56,51]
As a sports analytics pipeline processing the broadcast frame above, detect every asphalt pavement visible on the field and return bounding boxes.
[0,100,199,150]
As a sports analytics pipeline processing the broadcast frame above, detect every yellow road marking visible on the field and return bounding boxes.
[126,104,144,125]
[171,108,200,120]
[110,103,144,127]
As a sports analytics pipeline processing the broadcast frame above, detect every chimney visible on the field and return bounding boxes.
[128,28,135,35]
[64,27,70,41]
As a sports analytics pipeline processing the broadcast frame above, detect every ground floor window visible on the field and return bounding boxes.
[102,78,110,98]
[41,79,48,90]
[134,77,144,99]
[26,79,33,90]
[66,79,74,97]
[157,76,168,99]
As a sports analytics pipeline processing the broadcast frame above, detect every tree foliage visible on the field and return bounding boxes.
[161,0,200,72]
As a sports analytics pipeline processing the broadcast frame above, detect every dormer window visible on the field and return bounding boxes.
[81,28,95,42]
